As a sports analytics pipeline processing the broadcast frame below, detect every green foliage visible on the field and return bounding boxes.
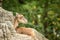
[2,0,60,40]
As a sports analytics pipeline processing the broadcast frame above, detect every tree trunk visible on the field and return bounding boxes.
[43,0,49,38]
[0,0,3,7]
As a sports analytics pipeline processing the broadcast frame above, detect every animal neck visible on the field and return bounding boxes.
[14,17,19,28]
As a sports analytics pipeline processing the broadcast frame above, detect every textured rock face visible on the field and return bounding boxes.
[0,7,48,40]
[0,7,35,40]
[0,22,34,40]
[0,7,14,23]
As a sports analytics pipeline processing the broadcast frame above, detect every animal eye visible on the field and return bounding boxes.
[20,16,23,19]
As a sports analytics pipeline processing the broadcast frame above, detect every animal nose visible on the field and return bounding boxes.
[25,19,28,24]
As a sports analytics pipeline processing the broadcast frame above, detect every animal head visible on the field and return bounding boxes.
[15,13,28,24]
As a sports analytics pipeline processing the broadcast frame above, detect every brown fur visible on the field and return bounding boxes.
[16,27,35,37]
[14,13,39,40]
[14,13,35,37]
[14,13,28,28]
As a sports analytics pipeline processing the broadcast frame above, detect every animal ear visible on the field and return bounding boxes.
[16,12,19,16]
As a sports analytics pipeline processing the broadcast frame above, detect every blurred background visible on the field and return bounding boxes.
[1,0,60,40]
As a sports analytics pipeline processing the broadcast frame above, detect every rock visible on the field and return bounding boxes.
[0,7,48,40]
[0,7,34,40]
[31,28,48,40]
[0,23,34,40]
[0,7,14,24]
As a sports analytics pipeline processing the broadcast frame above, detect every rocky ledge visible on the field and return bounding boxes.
[0,7,48,40]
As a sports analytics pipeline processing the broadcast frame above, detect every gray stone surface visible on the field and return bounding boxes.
[0,7,48,40]
[0,7,14,23]
[0,23,34,40]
